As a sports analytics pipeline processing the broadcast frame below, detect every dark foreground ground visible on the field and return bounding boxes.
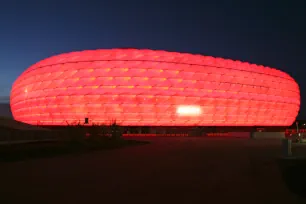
[0,137,305,204]
[0,139,149,162]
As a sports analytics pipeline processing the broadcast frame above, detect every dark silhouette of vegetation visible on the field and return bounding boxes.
[65,121,86,143]
[109,120,123,140]
[0,120,149,162]
[64,119,123,142]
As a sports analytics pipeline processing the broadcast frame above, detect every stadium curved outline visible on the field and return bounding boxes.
[10,48,300,126]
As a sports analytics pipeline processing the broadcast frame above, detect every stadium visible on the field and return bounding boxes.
[10,48,300,131]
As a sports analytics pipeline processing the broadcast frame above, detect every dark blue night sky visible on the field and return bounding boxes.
[0,0,305,118]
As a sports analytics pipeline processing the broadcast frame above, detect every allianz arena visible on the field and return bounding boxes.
[10,48,300,126]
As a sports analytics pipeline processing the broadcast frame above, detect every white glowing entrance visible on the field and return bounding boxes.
[176,105,202,116]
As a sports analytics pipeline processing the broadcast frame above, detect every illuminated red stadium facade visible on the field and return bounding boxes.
[10,49,300,127]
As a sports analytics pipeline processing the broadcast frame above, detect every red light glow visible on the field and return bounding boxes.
[10,48,300,126]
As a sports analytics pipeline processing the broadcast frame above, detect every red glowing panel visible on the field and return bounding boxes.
[10,48,300,126]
